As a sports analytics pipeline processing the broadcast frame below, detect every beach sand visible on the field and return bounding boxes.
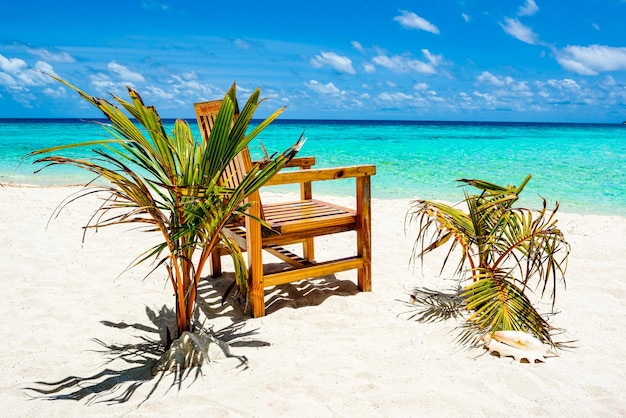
[1,185,625,417]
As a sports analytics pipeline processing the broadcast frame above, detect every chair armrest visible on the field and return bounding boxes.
[284,156,316,168]
[265,165,376,186]
[255,156,316,169]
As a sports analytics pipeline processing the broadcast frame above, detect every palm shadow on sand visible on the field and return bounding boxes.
[24,304,258,405]
[24,264,358,404]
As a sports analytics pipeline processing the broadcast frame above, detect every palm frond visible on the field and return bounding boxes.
[462,269,554,345]
[407,199,474,275]
[31,75,303,340]
[407,174,569,352]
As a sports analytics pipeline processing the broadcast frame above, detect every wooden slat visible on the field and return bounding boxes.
[264,200,355,218]
[194,101,222,141]
[264,244,315,269]
[263,257,364,287]
[265,165,376,186]
[258,156,316,168]
[261,224,356,244]
[263,200,349,214]
[263,202,356,234]
[265,206,350,223]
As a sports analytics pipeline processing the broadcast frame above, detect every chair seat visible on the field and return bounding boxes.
[263,199,356,236]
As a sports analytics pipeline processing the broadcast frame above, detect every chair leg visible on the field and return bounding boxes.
[303,237,315,260]
[247,199,266,317]
[358,262,371,292]
[249,262,265,318]
[210,248,222,278]
[357,175,372,292]
[357,233,372,292]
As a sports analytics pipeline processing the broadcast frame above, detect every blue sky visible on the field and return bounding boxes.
[2,0,626,122]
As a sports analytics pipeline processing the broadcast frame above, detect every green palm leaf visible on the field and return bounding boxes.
[28,75,303,340]
[408,174,569,348]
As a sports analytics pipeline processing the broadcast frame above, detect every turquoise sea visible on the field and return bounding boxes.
[1,119,625,217]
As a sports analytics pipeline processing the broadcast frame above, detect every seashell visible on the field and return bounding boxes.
[482,330,556,363]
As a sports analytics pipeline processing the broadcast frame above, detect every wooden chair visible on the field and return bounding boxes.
[194,100,376,317]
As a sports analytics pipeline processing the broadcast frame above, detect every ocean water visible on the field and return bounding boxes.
[1,118,625,217]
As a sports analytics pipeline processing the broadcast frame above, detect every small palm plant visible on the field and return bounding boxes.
[407,175,570,347]
[29,76,304,344]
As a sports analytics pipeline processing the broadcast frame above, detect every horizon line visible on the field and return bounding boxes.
[0,117,623,126]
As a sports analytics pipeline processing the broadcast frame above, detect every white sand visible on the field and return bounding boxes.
[1,185,625,417]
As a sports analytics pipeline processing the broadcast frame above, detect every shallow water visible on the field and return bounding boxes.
[2,119,625,217]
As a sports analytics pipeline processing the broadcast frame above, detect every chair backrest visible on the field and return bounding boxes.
[194,99,253,191]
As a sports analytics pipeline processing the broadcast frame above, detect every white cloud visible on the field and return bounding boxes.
[547,78,580,90]
[537,78,602,107]
[363,63,376,73]
[500,17,538,44]
[34,61,56,75]
[27,62,57,84]
[0,54,55,87]
[378,91,414,102]
[413,82,429,91]
[554,57,597,76]
[310,51,356,75]
[592,23,600,31]
[462,13,471,22]
[25,47,75,63]
[351,98,364,107]
[372,49,441,74]
[0,71,18,88]
[422,49,444,66]
[511,80,531,93]
[477,71,513,86]
[476,72,533,101]
[394,10,440,34]
[0,54,58,108]
[351,41,365,53]
[0,55,28,73]
[145,86,175,100]
[234,39,250,49]
[142,1,168,11]
[168,72,220,100]
[90,73,117,92]
[304,80,341,94]
[42,86,67,98]
[473,91,497,103]
[538,89,550,99]
[373,55,434,74]
[555,45,626,75]
[601,75,616,87]
[107,61,145,83]
[458,92,473,102]
[517,0,539,16]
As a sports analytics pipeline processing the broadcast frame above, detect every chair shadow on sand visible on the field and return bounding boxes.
[23,263,357,404]
[197,261,361,318]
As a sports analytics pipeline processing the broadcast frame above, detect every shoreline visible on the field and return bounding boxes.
[3,181,625,220]
[1,186,626,416]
